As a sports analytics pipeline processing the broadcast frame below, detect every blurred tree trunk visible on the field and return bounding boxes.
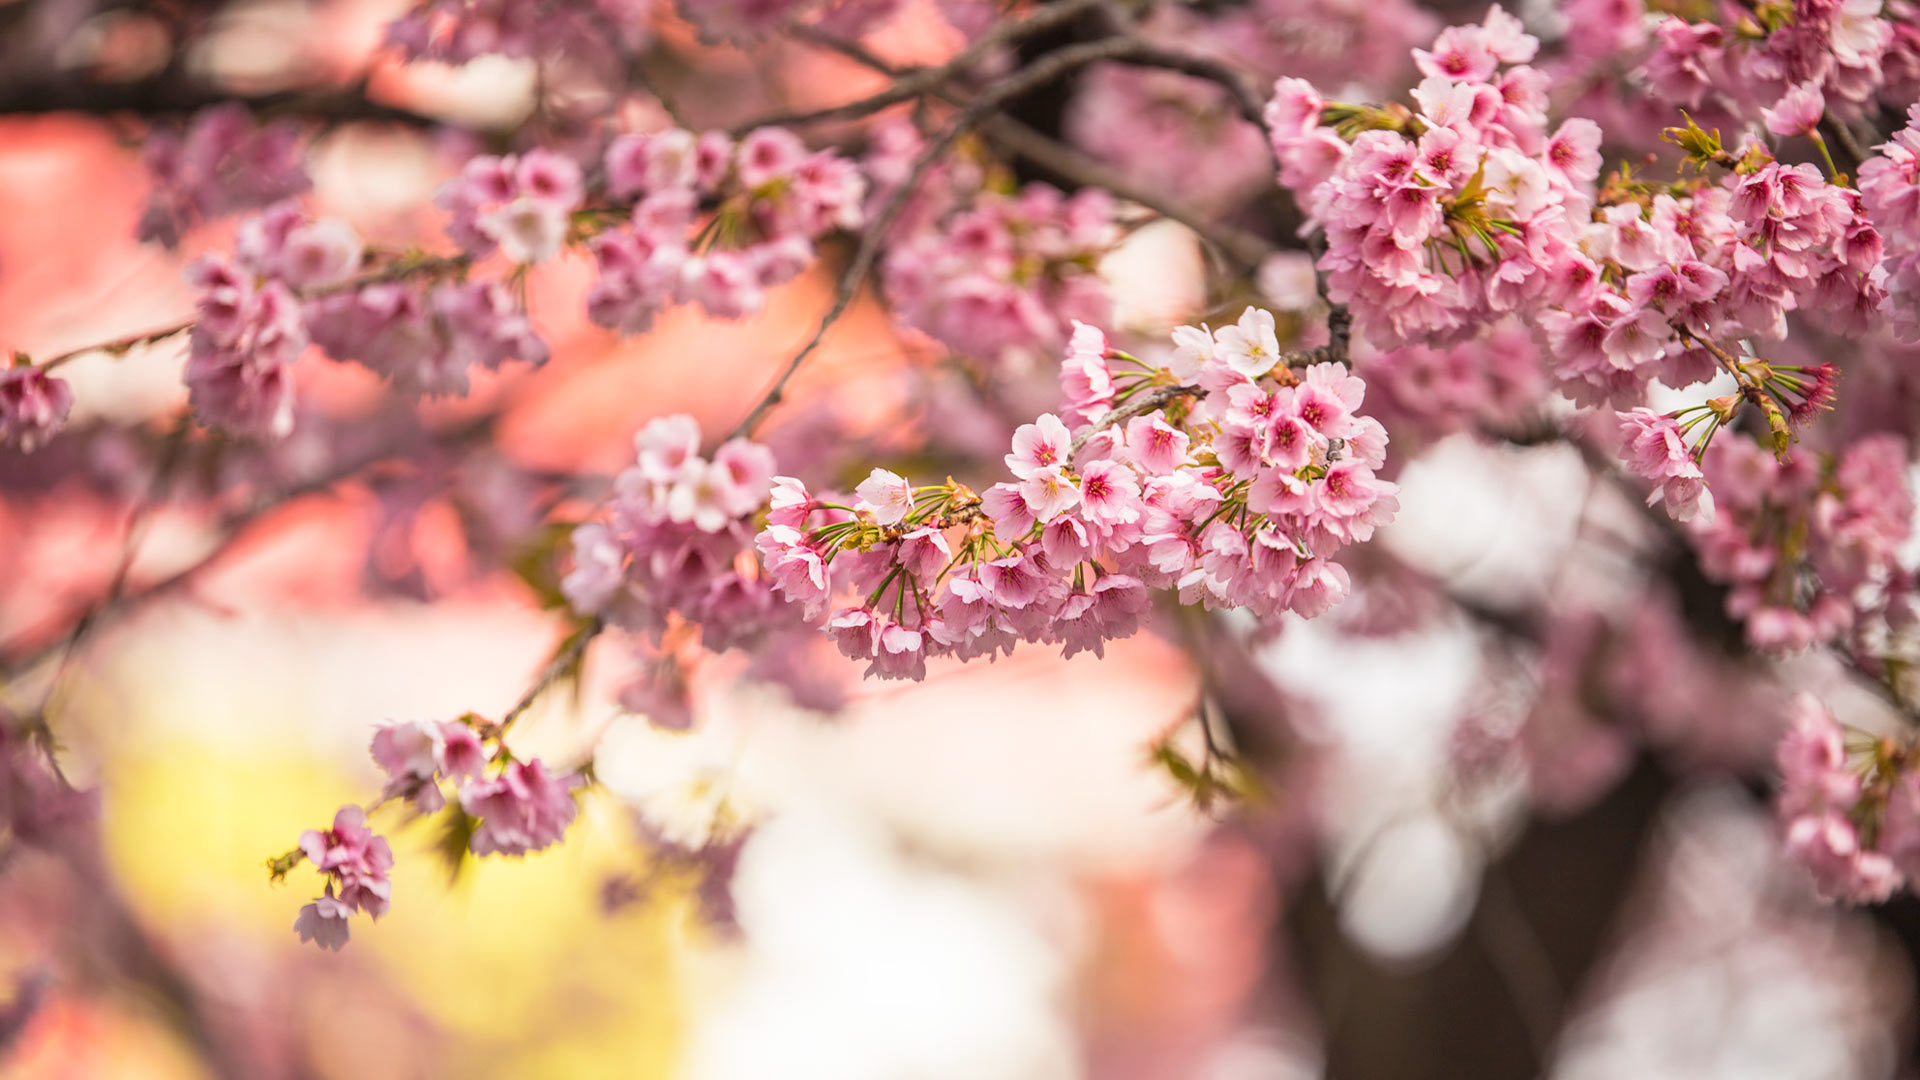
[1281,758,1673,1080]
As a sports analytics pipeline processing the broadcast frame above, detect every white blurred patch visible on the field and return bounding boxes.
[633,647,1209,1078]
[1335,813,1480,962]
[1383,434,1590,609]
[684,806,1080,1080]
[392,56,538,132]
[1256,252,1321,312]
[191,0,313,86]
[594,712,763,849]
[1200,1027,1323,1080]
[1259,615,1496,964]
[1100,220,1207,335]
[311,127,444,222]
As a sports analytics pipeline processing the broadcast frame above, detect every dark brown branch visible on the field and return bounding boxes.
[1820,114,1869,176]
[729,33,1178,440]
[0,74,447,128]
[1070,384,1201,457]
[795,27,1275,271]
[738,0,1108,134]
[1108,37,1268,132]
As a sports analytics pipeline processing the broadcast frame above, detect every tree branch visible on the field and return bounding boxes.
[0,74,448,128]
[738,0,1108,134]
[728,33,1179,440]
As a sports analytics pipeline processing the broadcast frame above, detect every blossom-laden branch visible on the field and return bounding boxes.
[269,615,602,950]
[728,31,1247,439]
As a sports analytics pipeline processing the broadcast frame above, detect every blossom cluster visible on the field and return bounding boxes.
[863,119,1117,365]
[756,310,1396,679]
[1270,8,1879,491]
[305,274,550,399]
[587,127,866,334]
[1775,695,1920,904]
[0,364,75,453]
[561,414,783,651]
[881,181,1118,365]
[1268,9,1602,352]
[371,717,582,857]
[290,807,394,951]
[1616,408,1714,522]
[386,0,654,65]
[283,715,582,949]
[1693,433,1915,652]
[139,104,310,249]
[188,201,547,432]
[1639,0,1902,125]
[440,149,587,267]
[1860,104,1920,338]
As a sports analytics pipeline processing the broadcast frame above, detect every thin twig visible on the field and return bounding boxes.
[1108,37,1268,131]
[1473,862,1564,1060]
[28,254,468,374]
[798,25,1277,271]
[0,411,503,679]
[737,0,1107,134]
[1819,114,1868,176]
[32,320,194,373]
[986,115,1275,268]
[728,33,1173,440]
[497,617,604,734]
[33,418,190,722]
[1069,384,1202,457]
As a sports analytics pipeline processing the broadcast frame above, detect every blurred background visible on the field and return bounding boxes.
[1,0,1918,1076]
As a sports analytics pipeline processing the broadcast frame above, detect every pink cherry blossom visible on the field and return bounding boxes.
[1006,413,1073,479]
[855,468,914,525]
[294,894,353,951]
[0,367,74,453]
[461,758,581,857]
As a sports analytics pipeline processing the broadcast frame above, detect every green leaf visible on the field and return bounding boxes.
[509,521,580,611]
[432,805,478,885]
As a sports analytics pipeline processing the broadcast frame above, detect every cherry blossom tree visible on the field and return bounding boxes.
[7,0,1920,1071]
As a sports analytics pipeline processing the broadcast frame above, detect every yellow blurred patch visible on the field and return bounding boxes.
[96,741,686,1079]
